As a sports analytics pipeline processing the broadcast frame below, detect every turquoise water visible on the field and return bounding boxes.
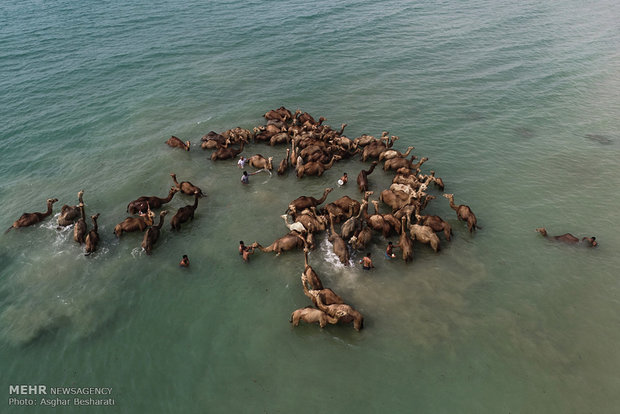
[1,0,620,412]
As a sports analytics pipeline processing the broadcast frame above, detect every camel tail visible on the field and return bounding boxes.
[5,226,13,234]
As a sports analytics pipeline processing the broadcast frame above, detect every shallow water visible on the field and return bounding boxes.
[1,0,620,412]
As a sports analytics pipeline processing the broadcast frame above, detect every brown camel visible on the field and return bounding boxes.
[84,213,100,256]
[290,307,338,328]
[277,148,290,175]
[247,154,273,170]
[165,136,190,151]
[429,171,445,191]
[357,161,378,193]
[364,200,393,238]
[292,208,328,233]
[287,187,333,214]
[302,248,324,290]
[142,211,168,255]
[126,187,178,214]
[170,173,204,197]
[113,211,154,238]
[296,155,341,178]
[210,140,245,160]
[269,132,291,146]
[73,203,88,244]
[417,213,452,241]
[328,213,350,265]
[57,190,84,227]
[340,201,365,241]
[170,192,199,231]
[350,223,373,250]
[311,291,364,331]
[6,198,58,233]
[252,232,305,256]
[301,274,344,306]
[379,146,415,161]
[361,135,398,161]
[397,216,414,262]
[443,193,479,232]
[536,228,597,247]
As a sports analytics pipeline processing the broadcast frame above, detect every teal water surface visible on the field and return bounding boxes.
[1,0,620,413]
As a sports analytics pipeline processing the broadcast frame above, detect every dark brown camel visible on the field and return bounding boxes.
[6,198,58,233]
[301,274,344,306]
[287,188,333,214]
[417,213,452,241]
[210,140,245,160]
[302,247,324,290]
[58,190,84,227]
[165,136,190,151]
[536,228,598,246]
[170,192,199,231]
[142,211,168,254]
[277,148,290,175]
[396,216,414,262]
[170,173,204,197]
[84,213,100,256]
[296,155,341,178]
[74,203,87,244]
[127,187,178,214]
[443,193,479,232]
[357,161,378,193]
[328,213,350,266]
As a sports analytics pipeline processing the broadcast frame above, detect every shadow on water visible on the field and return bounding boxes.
[585,133,613,145]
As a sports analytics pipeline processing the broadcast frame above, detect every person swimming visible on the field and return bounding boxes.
[179,255,190,267]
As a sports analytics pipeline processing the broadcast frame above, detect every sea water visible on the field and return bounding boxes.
[1,0,620,412]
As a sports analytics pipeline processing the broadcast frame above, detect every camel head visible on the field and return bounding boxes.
[48,198,59,205]
[442,193,454,201]
[325,187,334,194]
[170,173,176,178]
[91,213,100,220]
[77,190,84,199]
[171,187,179,193]
[535,228,547,236]
[160,210,168,217]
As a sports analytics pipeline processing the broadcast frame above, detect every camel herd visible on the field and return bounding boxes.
[5,105,487,331]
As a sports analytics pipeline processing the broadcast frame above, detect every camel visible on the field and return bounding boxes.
[328,213,350,265]
[265,107,293,123]
[301,274,344,306]
[222,127,253,143]
[84,213,100,256]
[126,187,178,214]
[281,214,306,234]
[353,131,388,148]
[340,201,365,241]
[408,220,440,253]
[210,140,245,160]
[302,248,323,290]
[253,125,284,142]
[247,154,273,171]
[74,203,88,244]
[379,146,415,161]
[384,156,428,172]
[429,171,445,191]
[252,232,306,256]
[350,223,373,250]
[142,211,168,255]
[357,161,378,193]
[170,173,204,197]
[269,132,291,146]
[58,190,84,227]
[277,148,290,175]
[397,216,414,262]
[6,198,58,233]
[417,213,452,241]
[311,291,364,331]
[201,131,228,149]
[535,228,597,246]
[293,207,328,233]
[364,200,392,238]
[165,136,190,151]
[113,211,154,238]
[361,135,398,161]
[296,155,341,178]
[170,192,199,231]
[287,188,333,214]
[380,189,416,212]
[443,193,479,232]
[290,307,338,328]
